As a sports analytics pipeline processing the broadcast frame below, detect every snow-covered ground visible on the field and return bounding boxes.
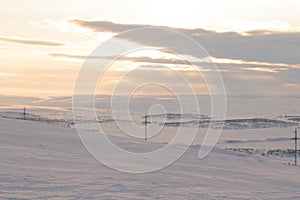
[0,117,300,199]
[0,95,300,199]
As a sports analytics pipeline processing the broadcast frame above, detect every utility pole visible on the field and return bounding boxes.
[144,113,147,142]
[23,107,26,120]
[295,128,298,166]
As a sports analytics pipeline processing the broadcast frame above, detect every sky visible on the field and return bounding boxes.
[0,0,300,97]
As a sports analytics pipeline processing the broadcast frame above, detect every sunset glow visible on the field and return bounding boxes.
[1,0,300,97]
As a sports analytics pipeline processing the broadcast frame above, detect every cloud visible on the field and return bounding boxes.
[70,19,147,33]
[49,52,191,63]
[0,36,65,46]
[0,72,15,77]
[70,19,300,65]
[233,74,275,80]
[48,52,297,74]
[49,19,300,96]
[242,67,288,73]
[49,53,94,59]
[284,83,299,87]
